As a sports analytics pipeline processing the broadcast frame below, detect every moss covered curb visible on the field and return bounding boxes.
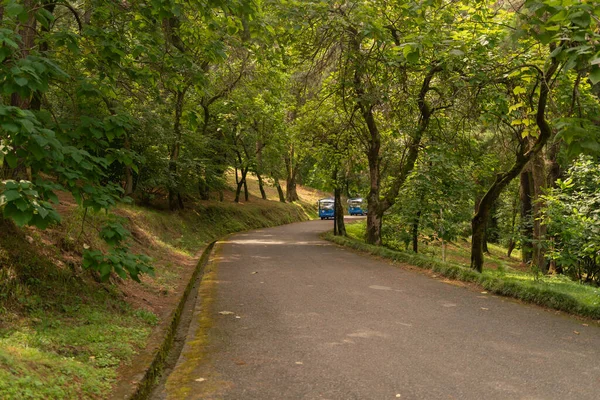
[111,241,216,400]
[324,233,600,320]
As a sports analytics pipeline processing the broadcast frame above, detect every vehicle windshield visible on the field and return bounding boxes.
[320,201,334,210]
[349,200,362,206]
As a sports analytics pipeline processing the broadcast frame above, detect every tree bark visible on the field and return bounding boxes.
[506,189,519,257]
[412,210,421,253]
[234,167,248,203]
[257,173,267,200]
[531,150,548,273]
[274,178,286,203]
[520,166,534,263]
[334,187,346,236]
[285,147,299,202]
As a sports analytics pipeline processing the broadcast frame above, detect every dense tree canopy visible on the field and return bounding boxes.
[1,0,600,282]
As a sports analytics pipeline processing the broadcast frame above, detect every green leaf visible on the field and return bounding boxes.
[513,86,527,95]
[2,189,21,202]
[5,2,25,17]
[569,11,591,28]
[3,202,33,226]
[589,67,600,86]
[14,77,28,87]
[5,153,17,169]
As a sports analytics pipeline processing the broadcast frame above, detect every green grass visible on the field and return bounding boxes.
[329,222,600,319]
[0,220,157,399]
[0,197,313,399]
[124,199,316,255]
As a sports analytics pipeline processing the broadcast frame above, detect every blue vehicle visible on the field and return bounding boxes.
[318,198,335,220]
[348,198,365,216]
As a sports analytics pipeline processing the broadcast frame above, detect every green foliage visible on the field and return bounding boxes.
[0,180,60,229]
[542,156,600,284]
[83,219,153,283]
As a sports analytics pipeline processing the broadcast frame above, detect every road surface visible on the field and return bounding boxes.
[152,219,600,400]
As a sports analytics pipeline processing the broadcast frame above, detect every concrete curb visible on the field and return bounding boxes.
[111,240,217,400]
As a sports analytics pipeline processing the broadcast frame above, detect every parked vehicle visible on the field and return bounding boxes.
[318,198,335,220]
[347,198,365,216]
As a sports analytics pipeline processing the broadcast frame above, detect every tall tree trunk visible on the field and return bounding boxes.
[470,55,559,272]
[520,166,534,263]
[256,142,267,200]
[257,173,267,200]
[474,193,490,254]
[531,151,548,273]
[286,173,299,202]
[235,167,248,203]
[274,178,285,203]
[11,1,36,109]
[285,148,299,202]
[168,90,186,210]
[351,45,440,245]
[506,189,519,257]
[412,210,421,253]
[334,187,346,236]
[244,178,249,202]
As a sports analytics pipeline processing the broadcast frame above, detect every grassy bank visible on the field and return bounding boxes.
[0,191,317,399]
[325,222,600,320]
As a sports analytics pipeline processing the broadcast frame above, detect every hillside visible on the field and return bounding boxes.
[0,180,327,399]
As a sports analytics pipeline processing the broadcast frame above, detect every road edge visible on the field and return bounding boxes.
[111,240,216,400]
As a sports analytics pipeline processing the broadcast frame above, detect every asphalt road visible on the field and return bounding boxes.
[159,219,600,400]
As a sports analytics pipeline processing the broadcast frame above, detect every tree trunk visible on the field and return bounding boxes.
[274,178,286,203]
[531,151,548,273]
[235,167,248,203]
[412,210,421,253]
[244,178,249,202]
[286,174,299,202]
[520,166,533,263]
[470,55,559,272]
[257,173,267,200]
[334,187,346,236]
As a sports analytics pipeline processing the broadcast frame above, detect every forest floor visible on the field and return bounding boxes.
[0,176,326,399]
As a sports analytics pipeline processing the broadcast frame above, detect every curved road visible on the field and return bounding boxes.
[154,219,600,399]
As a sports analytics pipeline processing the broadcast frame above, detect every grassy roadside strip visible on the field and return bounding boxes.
[323,232,600,320]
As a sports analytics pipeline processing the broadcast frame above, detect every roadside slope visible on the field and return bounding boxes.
[0,188,321,399]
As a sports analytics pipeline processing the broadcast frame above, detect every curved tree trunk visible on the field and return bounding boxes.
[234,167,248,203]
[257,173,267,200]
[531,151,548,273]
[471,57,559,272]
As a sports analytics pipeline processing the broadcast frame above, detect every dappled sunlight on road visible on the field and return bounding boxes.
[227,239,332,246]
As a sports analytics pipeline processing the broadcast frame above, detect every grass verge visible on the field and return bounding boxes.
[325,224,600,320]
